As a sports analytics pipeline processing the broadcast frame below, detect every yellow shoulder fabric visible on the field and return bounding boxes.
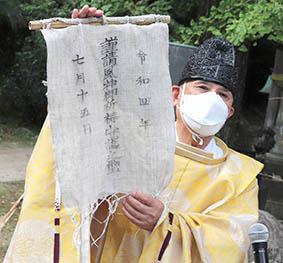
[101,145,263,263]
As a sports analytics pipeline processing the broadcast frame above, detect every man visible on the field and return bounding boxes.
[72,6,263,263]
[93,42,261,263]
[5,5,263,263]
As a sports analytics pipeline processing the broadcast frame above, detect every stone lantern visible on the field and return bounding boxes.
[264,48,283,176]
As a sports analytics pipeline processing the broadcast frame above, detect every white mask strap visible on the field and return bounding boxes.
[178,83,204,146]
[192,132,204,146]
[176,83,187,109]
[180,83,186,104]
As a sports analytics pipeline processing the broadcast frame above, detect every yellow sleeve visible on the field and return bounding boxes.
[4,118,81,263]
[140,179,259,263]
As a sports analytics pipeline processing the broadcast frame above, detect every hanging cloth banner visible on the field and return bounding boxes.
[42,20,175,210]
[41,18,175,260]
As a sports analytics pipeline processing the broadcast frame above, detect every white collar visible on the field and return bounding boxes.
[175,125,223,159]
[204,137,223,158]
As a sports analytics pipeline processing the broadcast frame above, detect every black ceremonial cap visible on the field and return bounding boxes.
[178,38,238,93]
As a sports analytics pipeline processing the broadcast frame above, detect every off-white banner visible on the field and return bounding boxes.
[41,22,175,210]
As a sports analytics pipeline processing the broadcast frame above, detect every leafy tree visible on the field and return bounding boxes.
[176,0,283,51]
[0,0,24,71]
[1,0,197,124]
[0,0,69,123]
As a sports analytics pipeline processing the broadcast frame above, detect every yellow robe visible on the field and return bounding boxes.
[4,118,263,263]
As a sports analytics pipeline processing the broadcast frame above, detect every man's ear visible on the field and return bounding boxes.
[172,85,180,106]
[228,106,235,118]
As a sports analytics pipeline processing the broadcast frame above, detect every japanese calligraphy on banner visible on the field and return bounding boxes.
[41,23,175,209]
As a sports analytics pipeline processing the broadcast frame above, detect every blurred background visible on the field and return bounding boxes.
[0,0,282,260]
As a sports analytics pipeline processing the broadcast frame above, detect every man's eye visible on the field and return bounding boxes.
[195,86,208,90]
[219,92,228,99]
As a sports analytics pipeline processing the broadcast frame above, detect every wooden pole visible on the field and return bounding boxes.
[29,15,171,31]
[0,193,24,233]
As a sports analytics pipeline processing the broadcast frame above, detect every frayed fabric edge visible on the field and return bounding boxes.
[71,193,128,263]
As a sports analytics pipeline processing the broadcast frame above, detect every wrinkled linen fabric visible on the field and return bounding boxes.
[41,22,175,210]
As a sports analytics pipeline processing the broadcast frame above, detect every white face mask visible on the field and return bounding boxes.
[179,85,229,140]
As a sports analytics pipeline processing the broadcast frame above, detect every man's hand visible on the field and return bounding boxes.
[122,192,164,232]
[71,5,104,19]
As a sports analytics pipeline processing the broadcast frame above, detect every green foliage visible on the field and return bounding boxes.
[0,34,47,123]
[0,0,24,71]
[0,0,72,124]
[0,0,23,33]
[76,0,172,16]
[0,0,197,125]
[0,0,282,125]
[179,0,283,52]
[77,0,198,41]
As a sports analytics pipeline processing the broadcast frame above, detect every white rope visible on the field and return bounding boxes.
[55,179,61,211]
[101,15,107,25]
[155,14,161,23]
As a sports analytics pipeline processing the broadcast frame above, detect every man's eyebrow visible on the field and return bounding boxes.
[219,87,230,93]
[192,80,207,85]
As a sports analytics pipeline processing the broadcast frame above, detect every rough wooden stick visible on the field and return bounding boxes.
[29,14,171,31]
[0,193,24,233]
